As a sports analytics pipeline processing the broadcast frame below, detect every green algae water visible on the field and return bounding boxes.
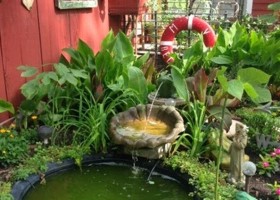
[24,164,191,200]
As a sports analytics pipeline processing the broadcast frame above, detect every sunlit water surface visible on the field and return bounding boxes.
[24,164,191,200]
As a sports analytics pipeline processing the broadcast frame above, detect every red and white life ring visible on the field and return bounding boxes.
[160,15,216,64]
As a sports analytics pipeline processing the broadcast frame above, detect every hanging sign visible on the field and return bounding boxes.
[55,0,98,9]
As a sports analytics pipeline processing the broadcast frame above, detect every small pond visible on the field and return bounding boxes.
[24,163,190,200]
[12,155,195,200]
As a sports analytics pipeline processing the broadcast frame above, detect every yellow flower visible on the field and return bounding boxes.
[6,129,11,133]
[31,115,38,120]
[10,134,14,138]
[0,129,6,133]
[10,123,16,128]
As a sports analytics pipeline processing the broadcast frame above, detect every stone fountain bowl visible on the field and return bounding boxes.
[109,104,185,149]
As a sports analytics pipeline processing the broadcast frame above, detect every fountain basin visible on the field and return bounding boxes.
[109,104,185,158]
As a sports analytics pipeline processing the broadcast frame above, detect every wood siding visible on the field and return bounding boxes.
[252,0,279,16]
[0,0,109,121]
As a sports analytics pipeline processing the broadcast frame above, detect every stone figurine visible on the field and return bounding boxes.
[227,123,248,185]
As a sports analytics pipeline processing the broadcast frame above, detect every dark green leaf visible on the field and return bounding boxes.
[227,79,244,100]
[171,67,189,102]
[211,55,233,65]
[127,67,147,103]
[238,67,271,84]
[0,99,14,114]
[54,63,70,76]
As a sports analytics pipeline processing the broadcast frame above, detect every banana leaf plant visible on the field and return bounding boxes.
[186,67,272,130]
[17,31,151,128]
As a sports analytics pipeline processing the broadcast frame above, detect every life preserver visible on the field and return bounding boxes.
[160,15,216,64]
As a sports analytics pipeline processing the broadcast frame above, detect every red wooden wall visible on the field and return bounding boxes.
[0,0,109,121]
[252,0,279,16]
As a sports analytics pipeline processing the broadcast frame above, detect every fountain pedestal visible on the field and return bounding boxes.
[124,143,171,159]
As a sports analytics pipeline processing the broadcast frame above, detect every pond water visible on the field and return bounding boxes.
[24,163,191,200]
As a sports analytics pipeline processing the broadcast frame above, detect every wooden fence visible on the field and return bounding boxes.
[0,0,109,121]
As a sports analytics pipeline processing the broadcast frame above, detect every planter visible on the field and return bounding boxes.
[108,0,148,15]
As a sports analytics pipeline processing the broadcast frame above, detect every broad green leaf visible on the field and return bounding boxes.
[70,69,88,79]
[268,2,280,11]
[238,67,271,84]
[62,48,83,67]
[211,55,233,65]
[243,82,258,99]
[54,63,70,76]
[217,67,228,92]
[215,28,227,47]
[134,52,149,68]
[251,85,272,104]
[77,39,94,57]
[208,106,232,131]
[20,80,39,99]
[127,67,147,103]
[249,31,264,54]
[17,65,38,77]
[58,77,66,85]
[114,31,134,62]
[171,67,189,102]
[0,99,14,114]
[48,72,59,81]
[227,79,244,100]
[42,75,51,85]
[101,30,115,51]
[217,74,228,92]
[65,73,78,86]
[95,50,114,81]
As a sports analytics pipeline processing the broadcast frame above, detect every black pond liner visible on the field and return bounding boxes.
[11,153,199,200]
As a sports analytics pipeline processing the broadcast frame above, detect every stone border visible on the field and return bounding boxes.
[11,154,197,200]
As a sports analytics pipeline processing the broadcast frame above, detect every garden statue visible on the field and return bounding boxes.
[227,123,248,185]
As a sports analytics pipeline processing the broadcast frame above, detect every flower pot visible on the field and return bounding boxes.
[108,0,148,15]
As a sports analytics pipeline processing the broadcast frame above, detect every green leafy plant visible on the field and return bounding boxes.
[177,100,207,157]
[257,148,280,177]
[208,22,280,85]
[11,143,89,181]
[0,99,14,115]
[267,181,280,200]
[18,31,150,125]
[0,127,29,167]
[52,86,140,152]
[0,181,13,200]
[235,107,280,152]
[17,31,151,151]
[164,151,237,199]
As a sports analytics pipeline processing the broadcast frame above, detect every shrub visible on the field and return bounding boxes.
[164,151,237,199]
[0,128,29,168]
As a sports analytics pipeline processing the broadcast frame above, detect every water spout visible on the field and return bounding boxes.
[147,160,161,184]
